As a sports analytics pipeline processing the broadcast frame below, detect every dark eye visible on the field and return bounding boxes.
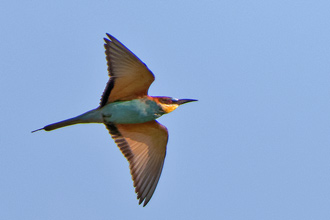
[160,98,172,104]
[166,98,173,104]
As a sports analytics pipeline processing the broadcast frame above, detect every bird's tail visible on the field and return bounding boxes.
[31,117,84,133]
[31,108,102,133]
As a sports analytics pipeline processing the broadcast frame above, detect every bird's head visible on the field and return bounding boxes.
[153,97,197,114]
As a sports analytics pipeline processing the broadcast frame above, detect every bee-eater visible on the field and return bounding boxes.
[33,34,197,206]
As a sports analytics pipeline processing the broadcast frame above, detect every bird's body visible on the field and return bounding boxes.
[33,34,196,206]
[41,97,176,130]
[101,97,165,124]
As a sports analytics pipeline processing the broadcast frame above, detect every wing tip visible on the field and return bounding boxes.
[104,33,114,45]
[104,33,120,45]
[137,196,150,207]
[105,33,112,39]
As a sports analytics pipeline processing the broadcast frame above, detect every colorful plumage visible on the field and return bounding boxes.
[33,34,197,206]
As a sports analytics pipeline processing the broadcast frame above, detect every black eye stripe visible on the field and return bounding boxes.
[162,98,171,104]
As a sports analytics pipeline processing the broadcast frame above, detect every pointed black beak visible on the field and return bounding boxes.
[176,99,198,105]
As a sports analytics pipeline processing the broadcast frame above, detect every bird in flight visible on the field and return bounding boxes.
[33,34,197,206]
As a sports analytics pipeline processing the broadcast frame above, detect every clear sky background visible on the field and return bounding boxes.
[1,1,330,219]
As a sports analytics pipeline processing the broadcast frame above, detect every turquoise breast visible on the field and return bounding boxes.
[100,98,164,124]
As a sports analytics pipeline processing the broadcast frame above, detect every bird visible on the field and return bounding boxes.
[32,33,197,206]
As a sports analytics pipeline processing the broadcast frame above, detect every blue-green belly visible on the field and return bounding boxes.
[100,98,164,124]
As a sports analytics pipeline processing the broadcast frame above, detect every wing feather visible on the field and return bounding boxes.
[105,120,168,206]
[100,34,155,106]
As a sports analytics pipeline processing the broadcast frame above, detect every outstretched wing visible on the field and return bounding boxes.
[100,34,155,106]
[105,120,168,206]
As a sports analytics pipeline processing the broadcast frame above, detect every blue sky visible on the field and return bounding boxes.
[1,1,330,219]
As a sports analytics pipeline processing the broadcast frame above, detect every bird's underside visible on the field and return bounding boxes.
[33,33,196,206]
